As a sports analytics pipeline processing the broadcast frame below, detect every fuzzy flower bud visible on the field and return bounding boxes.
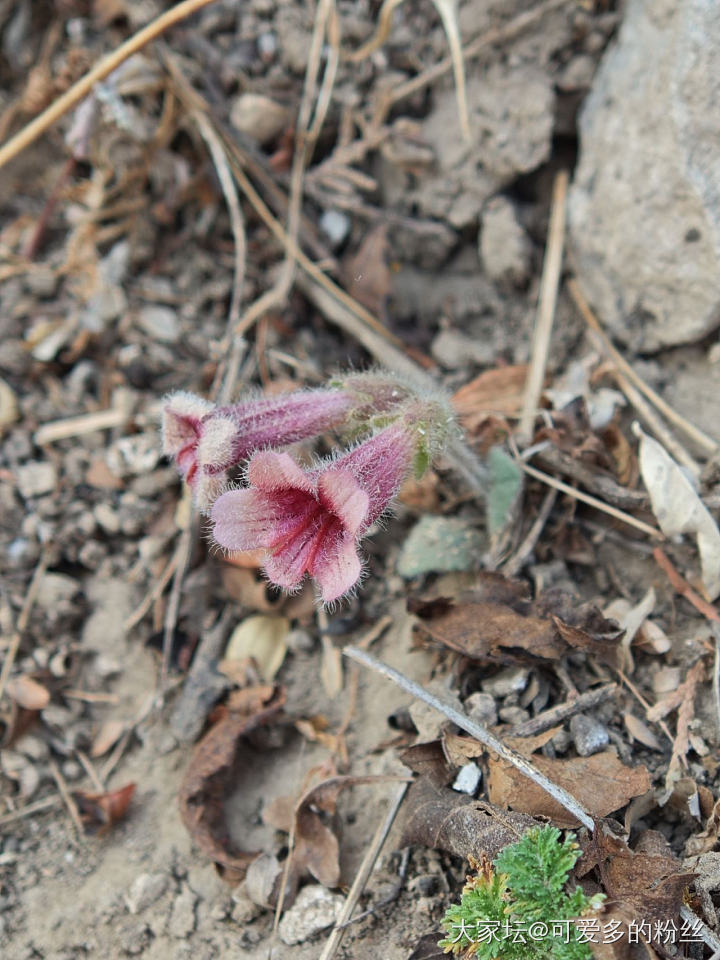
[210,397,454,603]
[161,373,433,511]
[162,388,355,510]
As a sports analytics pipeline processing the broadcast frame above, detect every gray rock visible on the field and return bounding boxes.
[570,713,609,757]
[169,885,197,938]
[16,461,56,498]
[397,516,484,578]
[278,885,344,945]
[480,196,532,286]
[464,692,498,727]
[230,890,261,925]
[452,762,482,795]
[245,853,281,909]
[137,305,179,343]
[126,873,168,914]
[569,0,720,350]
[319,209,351,249]
[230,93,289,145]
[481,667,529,698]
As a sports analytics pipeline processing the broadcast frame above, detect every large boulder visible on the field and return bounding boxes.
[569,0,720,351]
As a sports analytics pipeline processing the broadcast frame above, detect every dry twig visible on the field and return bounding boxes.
[0,549,50,706]
[319,782,409,960]
[653,546,720,624]
[0,0,220,171]
[344,646,595,831]
[509,683,617,738]
[518,169,568,445]
[569,278,715,459]
[520,462,662,540]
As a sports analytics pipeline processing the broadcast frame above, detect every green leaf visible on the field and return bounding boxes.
[487,446,523,537]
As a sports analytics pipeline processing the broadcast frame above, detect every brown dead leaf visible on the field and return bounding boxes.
[7,675,50,710]
[74,782,136,830]
[412,575,622,665]
[220,564,278,611]
[488,751,651,827]
[342,224,391,316]
[292,775,403,888]
[686,795,720,857]
[600,829,693,931]
[452,366,530,435]
[400,776,537,862]
[623,713,663,752]
[400,739,458,787]
[178,685,285,878]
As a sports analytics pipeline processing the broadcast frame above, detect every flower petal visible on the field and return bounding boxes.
[247,451,315,493]
[210,489,278,552]
[161,392,213,456]
[310,533,363,604]
[317,469,369,536]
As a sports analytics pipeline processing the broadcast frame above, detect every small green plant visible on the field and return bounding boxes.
[439,826,605,960]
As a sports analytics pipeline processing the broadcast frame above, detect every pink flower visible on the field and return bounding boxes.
[210,422,416,603]
[162,388,354,510]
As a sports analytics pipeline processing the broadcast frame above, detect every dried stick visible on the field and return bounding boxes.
[569,278,716,457]
[318,782,409,960]
[520,462,662,539]
[0,0,220,171]
[344,646,595,831]
[383,0,571,118]
[502,487,557,578]
[33,404,132,445]
[653,546,720,624]
[713,625,720,740]
[0,548,50,706]
[509,683,618,738]
[518,169,568,445]
[49,759,84,836]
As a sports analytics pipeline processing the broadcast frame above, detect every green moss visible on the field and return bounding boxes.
[438,826,605,959]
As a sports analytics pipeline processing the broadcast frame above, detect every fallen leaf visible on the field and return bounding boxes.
[604,587,656,671]
[223,615,289,682]
[623,713,663,751]
[75,782,136,829]
[636,425,720,600]
[90,719,126,758]
[400,776,537,862]
[452,365,530,434]
[413,580,622,665]
[487,750,651,827]
[342,224,391,316]
[487,446,524,541]
[178,685,285,878]
[6,675,50,710]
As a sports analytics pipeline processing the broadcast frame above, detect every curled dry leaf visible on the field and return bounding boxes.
[487,750,651,827]
[223,614,289,683]
[400,776,537,862]
[412,574,622,665]
[178,685,285,879]
[7,675,50,710]
[636,424,720,600]
[74,782,136,830]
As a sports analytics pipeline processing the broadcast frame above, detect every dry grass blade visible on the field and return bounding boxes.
[350,0,470,139]
[318,782,409,960]
[0,548,50,707]
[0,0,220,171]
[520,462,663,539]
[382,0,572,120]
[344,646,595,831]
[569,278,716,458]
[518,169,568,445]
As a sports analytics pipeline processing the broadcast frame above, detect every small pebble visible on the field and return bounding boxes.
[126,873,168,914]
[169,885,197,938]
[464,692,498,727]
[230,93,289,145]
[16,461,57,498]
[498,705,530,725]
[278,885,344,945]
[137,305,179,343]
[452,762,482,795]
[482,667,529,698]
[320,209,351,249]
[570,714,609,757]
